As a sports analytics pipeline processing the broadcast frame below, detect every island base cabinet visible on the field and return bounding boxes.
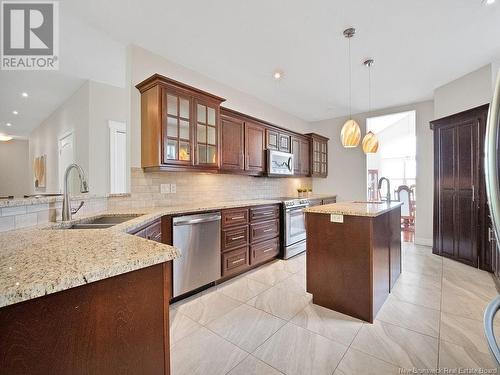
[306,209,400,323]
[0,262,172,375]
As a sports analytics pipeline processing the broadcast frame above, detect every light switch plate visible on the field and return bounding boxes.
[160,184,170,194]
[170,183,176,194]
[330,214,344,223]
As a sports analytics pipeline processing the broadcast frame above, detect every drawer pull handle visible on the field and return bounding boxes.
[231,216,245,220]
[263,248,274,253]
[259,212,274,216]
[263,228,274,233]
[231,258,245,265]
[231,235,245,240]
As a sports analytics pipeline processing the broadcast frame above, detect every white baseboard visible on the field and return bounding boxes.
[414,237,433,247]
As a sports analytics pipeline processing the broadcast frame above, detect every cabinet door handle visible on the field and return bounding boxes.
[231,235,245,240]
[231,216,245,220]
[231,258,245,265]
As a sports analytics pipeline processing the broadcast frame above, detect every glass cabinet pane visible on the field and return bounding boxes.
[166,139,177,160]
[207,107,216,125]
[167,116,177,137]
[179,120,190,140]
[197,124,206,143]
[198,144,207,164]
[167,94,178,116]
[197,104,206,123]
[179,142,190,161]
[207,127,216,145]
[180,98,190,118]
[207,145,217,164]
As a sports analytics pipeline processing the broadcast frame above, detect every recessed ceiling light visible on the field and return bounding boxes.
[12,110,18,115]
[484,0,495,4]
[6,123,12,127]
[273,71,283,80]
[0,134,13,142]
[21,92,28,98]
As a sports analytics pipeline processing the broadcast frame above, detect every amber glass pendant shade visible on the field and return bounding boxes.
[362,131,379,153]
[341,119,361,148]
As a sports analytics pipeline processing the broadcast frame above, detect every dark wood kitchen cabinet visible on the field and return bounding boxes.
[291,135,311,176]
[245,122,266,174]
[431,104,489,269]
[220,113,245,171]
[0,262,173,375]
[220,204,280,278]
[266,128,291,152]
[136,74,225,171]
[306,133,329,178]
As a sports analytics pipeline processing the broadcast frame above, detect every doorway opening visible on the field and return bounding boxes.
[366,110,416,242]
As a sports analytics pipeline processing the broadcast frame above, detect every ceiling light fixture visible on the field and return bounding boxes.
[362,59,379,154]
[6,122,12,127]
[21,92,28,98]
[0,134,13,142]
[273,71,283,80]
[340,27,361,148]
[484,0,495,5]
[12,110,18,115]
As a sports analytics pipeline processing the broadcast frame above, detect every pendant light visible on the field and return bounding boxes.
[362,58,379,154]
[340,27,361,148]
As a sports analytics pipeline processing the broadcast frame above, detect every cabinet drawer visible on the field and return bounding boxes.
[222,208,249,228]
[251,237,279,264]
[250,218,279,243]
[222,246,250,277]
[222,225,248,251]
[250,205,280,222]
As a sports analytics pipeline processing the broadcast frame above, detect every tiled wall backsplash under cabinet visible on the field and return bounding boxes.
[108,168,312,210]
[0,196,107,233]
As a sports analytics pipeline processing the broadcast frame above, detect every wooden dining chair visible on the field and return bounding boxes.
[395,185,415,230]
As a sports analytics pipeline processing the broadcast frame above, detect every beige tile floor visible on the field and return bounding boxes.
[169,241,499,375]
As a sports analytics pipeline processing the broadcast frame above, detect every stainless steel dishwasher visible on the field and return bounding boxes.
[172,212,221,297]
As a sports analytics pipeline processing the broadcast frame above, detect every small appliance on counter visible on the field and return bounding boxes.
[267,150,294,176]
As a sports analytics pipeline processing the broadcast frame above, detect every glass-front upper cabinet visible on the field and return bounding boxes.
[136,74,225,171]
[195,100,218,167]
[163,91,192,164]
[306,133,329,178]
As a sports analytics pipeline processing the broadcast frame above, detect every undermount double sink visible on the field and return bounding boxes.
[67,214,142,229]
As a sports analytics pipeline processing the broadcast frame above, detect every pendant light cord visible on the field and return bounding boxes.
[348,36,352,119]
[368,63,371,113]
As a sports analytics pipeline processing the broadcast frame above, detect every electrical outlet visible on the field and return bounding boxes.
[170,183,176,194]
[160,184,171,194]
[330,214,344,223]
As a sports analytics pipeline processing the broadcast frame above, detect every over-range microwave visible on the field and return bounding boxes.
[267,150,294,176]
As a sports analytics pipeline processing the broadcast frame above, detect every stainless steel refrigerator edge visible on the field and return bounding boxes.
[172,212,221,297]
[484,68,500,368]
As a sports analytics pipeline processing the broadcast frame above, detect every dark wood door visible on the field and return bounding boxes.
[245,122,266,173]
[220,115,244,171]
[432,105,487,268]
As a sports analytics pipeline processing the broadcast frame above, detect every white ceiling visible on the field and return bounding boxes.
[2,0,500,138]
[63,0,500,122]
[367,111,414,134]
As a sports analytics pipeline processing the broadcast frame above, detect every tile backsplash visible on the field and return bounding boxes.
[108,168,312,210]
[0,196,107,232]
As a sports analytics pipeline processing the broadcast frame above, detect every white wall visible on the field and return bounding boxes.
[128,45,310,168]
[434,64,493,119]
[29,82,90,194]
[0,139,30,197]
[309,100,434,246]
[88,81,128,196]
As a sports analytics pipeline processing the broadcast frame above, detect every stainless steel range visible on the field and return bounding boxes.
[281,198,311,259]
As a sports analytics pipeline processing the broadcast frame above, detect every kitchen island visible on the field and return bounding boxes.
[304,201,402,323]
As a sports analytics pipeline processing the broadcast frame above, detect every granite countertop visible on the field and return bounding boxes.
[0,199,281,308]
[304,201,403,217]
